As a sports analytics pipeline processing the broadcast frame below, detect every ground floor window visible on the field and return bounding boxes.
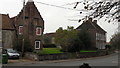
[35,41,40,49]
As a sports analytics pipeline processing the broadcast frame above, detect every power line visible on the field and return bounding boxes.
[61,1,83,6]
[36,1,83,11]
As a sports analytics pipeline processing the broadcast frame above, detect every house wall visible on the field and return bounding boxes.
[1,14,16,49]
[0,15,2,30]
[88,29,106,49]
[2,30,15,49]
[96,32,106,49]
[0,15,2,48]
[88,29,97,48]
[13,1,44,50]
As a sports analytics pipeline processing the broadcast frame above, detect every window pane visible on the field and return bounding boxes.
[37,28,40,35]
[19,26,23,34]
[35,41,40,49]
[36,42,39,48]
[36,27,41,35]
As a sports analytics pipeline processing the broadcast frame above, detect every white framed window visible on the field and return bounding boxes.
[19,26,23,35]
[35,41,40,49]
[36,27,42,36]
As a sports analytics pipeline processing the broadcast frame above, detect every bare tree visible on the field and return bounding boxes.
[73,0,120,23]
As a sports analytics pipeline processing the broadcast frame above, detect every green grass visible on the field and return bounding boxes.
[38,48,64,55]
[80,50,97,52]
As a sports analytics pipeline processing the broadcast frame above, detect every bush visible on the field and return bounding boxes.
[55,27,93,53]
[13,38,34,52]
[55,27,83,52]
[43,44,56,48]
[105,45,111,50]
[110,33,120,50]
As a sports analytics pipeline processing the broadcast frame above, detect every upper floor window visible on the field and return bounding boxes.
[36,27,42,36]
[19,26,23,35]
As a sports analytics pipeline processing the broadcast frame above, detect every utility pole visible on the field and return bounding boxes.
[21,0,25,57]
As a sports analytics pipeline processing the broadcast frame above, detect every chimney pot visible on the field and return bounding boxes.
[93,20,97,23]
[88,17,92,22]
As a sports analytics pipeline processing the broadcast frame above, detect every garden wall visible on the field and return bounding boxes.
[38,53,69,61]
[24,52,39,61]
[24,50,112,61]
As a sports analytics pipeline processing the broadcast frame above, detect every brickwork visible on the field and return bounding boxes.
[11,1,44,50]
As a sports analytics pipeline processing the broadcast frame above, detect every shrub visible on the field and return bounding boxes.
[110,33,120,50]
[13,38,34,52]
[43,44,56,48]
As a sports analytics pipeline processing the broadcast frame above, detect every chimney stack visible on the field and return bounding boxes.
[88,17,93,22]
[93,20,97,24]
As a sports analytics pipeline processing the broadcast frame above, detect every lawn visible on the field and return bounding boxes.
[37,48,97,55]
[38,48,64,55]
[80,50,97,52]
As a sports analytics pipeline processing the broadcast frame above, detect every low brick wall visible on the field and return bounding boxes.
[77,52,98,58]
[24,50,112,61]
[24,52,39,61]
[38,53,69,61]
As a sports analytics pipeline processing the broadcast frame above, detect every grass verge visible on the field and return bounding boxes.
[37,48,63,55]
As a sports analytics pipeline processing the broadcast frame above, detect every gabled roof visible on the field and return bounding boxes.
[76,18,106,33]
[92,21,106,33]
[17,1,44,21]
[0,14,14,30]
[11,0,44,27]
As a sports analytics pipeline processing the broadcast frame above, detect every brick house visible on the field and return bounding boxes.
[76,18,106,49]
[0,14,16,49]
[11,0,44,51]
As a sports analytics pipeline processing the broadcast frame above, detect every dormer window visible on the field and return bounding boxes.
[36,27,42,36]
[19,26,23,35]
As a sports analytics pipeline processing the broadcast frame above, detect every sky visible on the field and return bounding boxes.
[0,0,118,42]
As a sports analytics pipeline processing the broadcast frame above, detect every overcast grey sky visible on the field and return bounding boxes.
[0,0,118,42]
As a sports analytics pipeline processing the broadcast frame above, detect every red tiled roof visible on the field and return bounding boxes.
[0,14,14,30]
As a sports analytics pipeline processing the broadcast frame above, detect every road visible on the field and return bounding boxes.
[25,53,119,66]
[3,53,119,68]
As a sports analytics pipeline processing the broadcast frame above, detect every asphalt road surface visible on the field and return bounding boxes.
[26,53,119,66]
[3,53,119,68]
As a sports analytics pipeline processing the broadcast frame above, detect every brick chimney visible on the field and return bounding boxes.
[93,20,97,24]
[88,17,93,22]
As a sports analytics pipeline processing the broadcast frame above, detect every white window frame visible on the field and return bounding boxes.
[36,27,42,36]
[19,26,23,35]
[35,41,40,49]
